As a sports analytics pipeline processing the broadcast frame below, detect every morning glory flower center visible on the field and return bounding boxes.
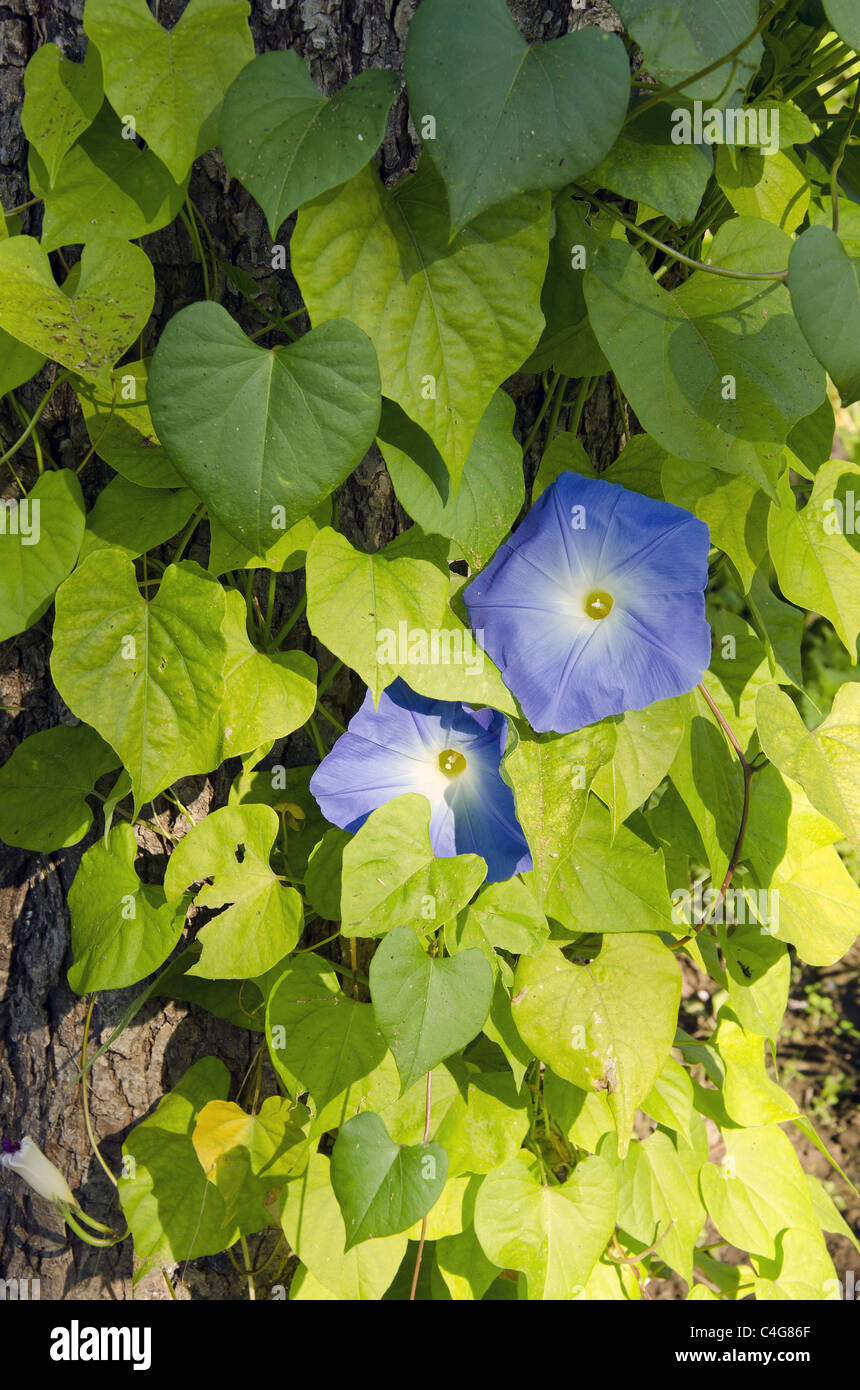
[584,588,614,620]
[438,748,467,777]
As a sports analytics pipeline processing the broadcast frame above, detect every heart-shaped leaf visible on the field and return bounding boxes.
[75,359,183,489]
[0,723,119,852]
[292,155,548,489]
[512,937,681,1155]
[0,236,154,386]
[31,103,189,252]
[789,224,860,406]
[614,0,762,103]
[163,804,303,979]
[474,1151,617,1299]
[266,952,387,1110]
[68,823,186,992]
[84,0,254,181]
[305,526,451,703]
[148,302,381,553]
[330,1111,448,1249]
[584,219,825,496]
[369,924,494,1091]
[404,0,629,233]
[280,1153,408,1298]
[0,469,85,641]
[21,41,103,185]
[219,590,318,759]
[51,551,227,812]
[756,682,860,851]
[340,794,487,938]
[221,50,400,236]
[192,1097,309,1233]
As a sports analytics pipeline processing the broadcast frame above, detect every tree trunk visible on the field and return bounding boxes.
[0,0,623,1299]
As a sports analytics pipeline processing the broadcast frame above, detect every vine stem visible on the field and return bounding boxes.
[574,190,788,282]
[409,1066,434,1302]
[81,996,119,1189]
[521,373,561,455]
[0,370,70,472]
[624,0,792,125]
[831,79,860,236]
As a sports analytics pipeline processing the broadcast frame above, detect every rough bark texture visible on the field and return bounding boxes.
[0,0,624,1299]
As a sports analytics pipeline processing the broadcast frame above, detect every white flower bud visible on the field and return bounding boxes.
[0,1137,77,1208]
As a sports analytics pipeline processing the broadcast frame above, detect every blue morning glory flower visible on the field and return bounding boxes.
[463,472,711,734]
[309,679,532,883]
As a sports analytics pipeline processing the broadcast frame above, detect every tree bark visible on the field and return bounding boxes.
[0,0,623,1299]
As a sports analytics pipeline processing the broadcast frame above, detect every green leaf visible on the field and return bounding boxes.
[221,50,399,237]
[31,103,189,251]
[545,798,676,937]
[642,1056,697,1146]
[823,1,860,57]
[474,1151,616,1299]
[0,469,85,641]
[522,199,610,379]
[404,0,628,233]
[51,552,226,812]
[700,1125,821,1261]
[207,505,327,577]
[0,723,119,852]
[756,681,860,850]
[304,828,350,923]
[340,794,487,937]
[75,359,183,489]
[768,460,860,655]
[588,104,713,224]
[713,1012,799,1126]
[67,823,185,992]
[163,804,303,979]
[84,0,254,181]
[715,147,810,234]
[501,722,616,902]
[746,561,804,688]
[789,224,860,405]
[584,219,824,496]
[219,590,318,759]
[306,526,451,703]
[592,695,687,835]
[382,1061,530,1178]
[279,1153,408,1299]
[512,936,681,1155]
[0,236,154,387]
[148,302,381,553]
[370,925,494,1091]
[292,155,548,488]
[330,1111,448,1250]
[378,391,524,571]
[669,690,744,886]
[0,326,44,397]
[787,397,837,478]
[266,952,386,1110]
[721,921,790,1044]
[79,477,197,561]
[436,1227,500,1301]
[661,456,769,592]
[21,41,102,185]
[744,764,860,966]
[606,1129,705,1285]
[119,1058,242,1277]
[451,876,548,959]
[614,0,762,102]
[192,1097,309,1232]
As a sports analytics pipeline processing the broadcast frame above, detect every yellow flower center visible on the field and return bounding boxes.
[584,589,614,620]
[438,748,467,777]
